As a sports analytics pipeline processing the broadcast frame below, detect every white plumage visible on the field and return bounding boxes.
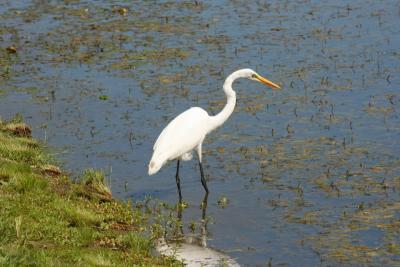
[148,68,280,200]
[149,107,210,175]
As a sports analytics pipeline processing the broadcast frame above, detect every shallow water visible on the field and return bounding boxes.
[1,0,399,266]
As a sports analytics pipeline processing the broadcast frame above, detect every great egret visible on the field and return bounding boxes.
[148,68,281,202]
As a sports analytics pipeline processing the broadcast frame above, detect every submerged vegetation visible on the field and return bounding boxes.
[0,118,178,266]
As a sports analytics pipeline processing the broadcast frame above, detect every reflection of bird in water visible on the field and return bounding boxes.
[155,194,240,267]
[148,69,281,202]
[177,193,208,247]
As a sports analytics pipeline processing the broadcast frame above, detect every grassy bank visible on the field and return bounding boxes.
[0,118,178,266]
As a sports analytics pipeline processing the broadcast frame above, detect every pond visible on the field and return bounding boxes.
[1,0,399,265]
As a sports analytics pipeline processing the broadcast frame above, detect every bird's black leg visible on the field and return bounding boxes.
[199,161,209,194]
[175,160,182,203]
[201,192,209,220]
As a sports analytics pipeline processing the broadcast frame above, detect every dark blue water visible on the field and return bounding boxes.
[1,1,399,265]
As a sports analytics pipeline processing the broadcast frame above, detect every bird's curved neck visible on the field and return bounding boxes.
[210,73,238,129]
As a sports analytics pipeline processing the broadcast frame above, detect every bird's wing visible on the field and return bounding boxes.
[152,107,209,159]
[153,115,179,151]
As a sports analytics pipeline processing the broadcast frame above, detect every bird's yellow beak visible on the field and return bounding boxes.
[255,74,281,90]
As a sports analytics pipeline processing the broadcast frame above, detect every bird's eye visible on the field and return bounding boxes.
[251,74,257,78]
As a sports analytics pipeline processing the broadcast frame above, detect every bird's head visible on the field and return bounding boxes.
[235,68,281,90]
[247,69,281,89]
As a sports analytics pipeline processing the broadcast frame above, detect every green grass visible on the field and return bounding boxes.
[0,119,179,266]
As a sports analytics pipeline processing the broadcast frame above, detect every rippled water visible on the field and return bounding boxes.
[1,1,399,265]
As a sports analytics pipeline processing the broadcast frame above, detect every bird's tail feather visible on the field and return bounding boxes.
[148,152,167,175]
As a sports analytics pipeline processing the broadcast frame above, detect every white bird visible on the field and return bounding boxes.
[148,68,281,202]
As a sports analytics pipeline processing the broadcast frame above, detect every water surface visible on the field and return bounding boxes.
[1,1,399,266]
